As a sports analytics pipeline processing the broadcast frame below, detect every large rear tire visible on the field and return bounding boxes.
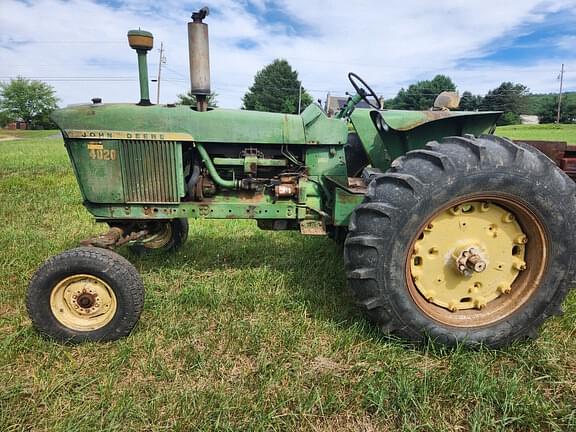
[344,135,576,347]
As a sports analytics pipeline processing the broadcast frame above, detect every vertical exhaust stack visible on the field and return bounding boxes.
[188,7,211,112]
[127,29,154,106]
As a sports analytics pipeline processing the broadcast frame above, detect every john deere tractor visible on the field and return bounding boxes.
[27,9,576,347]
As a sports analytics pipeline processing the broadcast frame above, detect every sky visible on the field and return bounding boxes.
[0,0,575,109]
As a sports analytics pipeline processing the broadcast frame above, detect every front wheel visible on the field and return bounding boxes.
[27,247,144,342]
[345,135,576,347]
[128,218,189,255]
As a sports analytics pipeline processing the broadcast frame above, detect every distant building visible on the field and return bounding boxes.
[4,119,28,130]
[520,115,539,125]
[325,95,383,117]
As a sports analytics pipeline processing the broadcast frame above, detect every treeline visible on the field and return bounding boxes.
[386,75,575,125]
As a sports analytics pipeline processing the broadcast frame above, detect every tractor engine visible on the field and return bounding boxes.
[183,143,303,201]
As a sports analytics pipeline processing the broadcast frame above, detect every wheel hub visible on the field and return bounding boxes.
[410,201,527,312]
[50,274,117,331]
[455,246,487,275]
[139,223,172,249]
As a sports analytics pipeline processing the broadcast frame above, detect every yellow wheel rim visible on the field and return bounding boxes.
[406,195,548,327]
[50,274,117,331]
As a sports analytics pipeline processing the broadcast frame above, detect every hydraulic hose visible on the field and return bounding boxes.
[195,142,240,189]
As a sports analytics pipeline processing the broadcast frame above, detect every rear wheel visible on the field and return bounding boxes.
[27,247,144,342]
[344,135,576,347]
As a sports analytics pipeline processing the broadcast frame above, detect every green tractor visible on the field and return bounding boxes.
[27,9,576,347]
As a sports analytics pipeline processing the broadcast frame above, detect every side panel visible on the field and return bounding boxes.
[67,139,124,203]
[66,138,185,204]
[333,187,364,226]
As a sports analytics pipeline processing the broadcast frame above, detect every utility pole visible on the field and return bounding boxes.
[156,42,165,105]
[556,63,565,124]
[297,83,302,114]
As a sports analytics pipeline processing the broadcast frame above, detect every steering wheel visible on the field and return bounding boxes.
[348,72,382,110]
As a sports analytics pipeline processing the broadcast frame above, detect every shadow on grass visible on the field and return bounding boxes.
[122,227,371,335]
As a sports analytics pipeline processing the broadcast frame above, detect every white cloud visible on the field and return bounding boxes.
[556,35,576,51]
[0,0,574,108]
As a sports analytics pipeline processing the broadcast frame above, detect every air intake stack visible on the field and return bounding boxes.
[127,29,154,106]
[188,7,211,112]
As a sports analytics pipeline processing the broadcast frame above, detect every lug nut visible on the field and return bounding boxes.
[503,213,515,223]
[513,260,527,271]
[473,298,486,310]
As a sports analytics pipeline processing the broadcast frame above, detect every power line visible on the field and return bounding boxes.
[2,40,125,44]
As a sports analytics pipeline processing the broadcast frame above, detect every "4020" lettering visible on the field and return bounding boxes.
[89,148,117,161]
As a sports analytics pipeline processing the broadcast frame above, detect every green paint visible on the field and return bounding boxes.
[333,188,364,226]
[136,51,150,103]
[351,108,501,171]
[212,158,287,167]
[302,104,348,144]
[52,95,501,235]
[86,198,297,220]
[66,140,124,203]
[196,143,239,189]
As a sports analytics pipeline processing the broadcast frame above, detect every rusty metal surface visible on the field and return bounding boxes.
[80,225,150,249]
[275,183,297,198]
[188,17,211,96]
[347,177,367,193]
[377,109,501,132]
[560,158,576,179]
[80,227,125,248]
[513,140,567,166]
[299,220,326,235]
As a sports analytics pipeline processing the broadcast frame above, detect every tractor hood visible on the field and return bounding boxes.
[51,103,347,145]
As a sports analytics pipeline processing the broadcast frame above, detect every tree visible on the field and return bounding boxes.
[176,91,218,108]
[242,59,312,113]
[537,95,576,124]
[0,77,58,129]
[480,82,528,126]
[388,75,456,110]
[459,91,484,111]
[0,110,10,128]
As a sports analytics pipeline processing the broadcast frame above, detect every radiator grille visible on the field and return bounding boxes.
[119,140,182,203]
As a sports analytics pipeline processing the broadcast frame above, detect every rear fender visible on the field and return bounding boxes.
[350,109,501,171]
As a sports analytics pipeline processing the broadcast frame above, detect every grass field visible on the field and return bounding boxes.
[0,128,575,431]
[496,124,576,143]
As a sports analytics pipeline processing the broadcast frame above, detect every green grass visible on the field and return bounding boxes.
[1,130,575,431]
[0,129,60,140]
[496,124,576,143]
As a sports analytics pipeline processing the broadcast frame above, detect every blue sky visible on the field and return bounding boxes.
[0,0,574,108]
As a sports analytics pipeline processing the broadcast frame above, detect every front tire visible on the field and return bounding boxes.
[344,135,576,347]
[27,247,144,342]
